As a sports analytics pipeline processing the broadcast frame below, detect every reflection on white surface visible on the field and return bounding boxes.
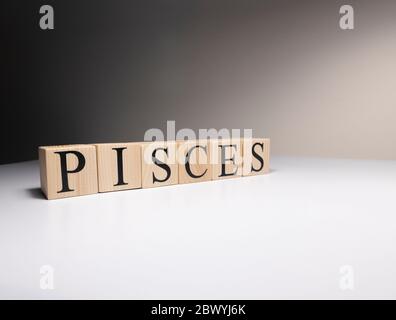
[0,157,396,299]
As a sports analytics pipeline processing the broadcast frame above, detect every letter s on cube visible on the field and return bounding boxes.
[140,141,178,189]
[39,145,98,199]
[242,138,270,176]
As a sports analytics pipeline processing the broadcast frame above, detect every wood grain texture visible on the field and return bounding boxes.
[177,140,211,184]
[209,139,243,180]
[242,138,270,176]
[96,143,142,192]
[140,141,178,188]
[38,138,271,199]
[38,145,98,200]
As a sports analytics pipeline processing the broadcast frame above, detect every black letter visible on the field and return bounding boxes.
[55,151,86,193]
[112,147,128,186]
[251,142,264,172]
[218,144,238,177]
[152,147,171,183]
[185,145,207,178]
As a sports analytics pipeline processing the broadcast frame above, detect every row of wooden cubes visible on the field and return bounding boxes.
[39,139,270,200]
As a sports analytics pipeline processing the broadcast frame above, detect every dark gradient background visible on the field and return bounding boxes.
[3,0,396,164]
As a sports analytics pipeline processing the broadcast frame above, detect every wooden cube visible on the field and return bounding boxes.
[178,140,211,184]
[141,141,178,188]
[210,139,243,180]
[95,143,142,192]
[242,138,270,176]
[39,145,98,200]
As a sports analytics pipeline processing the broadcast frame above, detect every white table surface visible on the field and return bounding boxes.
[1,156,396,299]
